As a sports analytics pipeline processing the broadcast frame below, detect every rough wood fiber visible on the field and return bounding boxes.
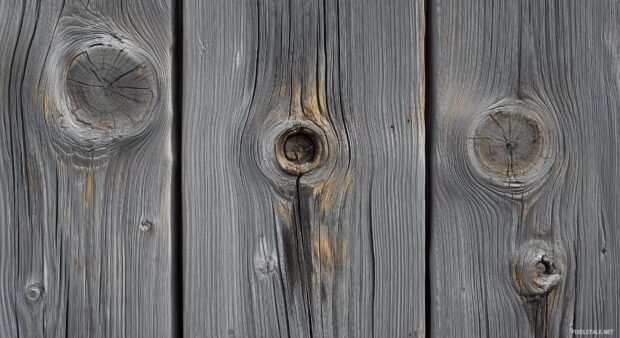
[429,0,620,337]
[183,0,425,337]
[0,0,174,337]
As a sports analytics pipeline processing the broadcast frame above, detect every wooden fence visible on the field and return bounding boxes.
[0,0,618,337]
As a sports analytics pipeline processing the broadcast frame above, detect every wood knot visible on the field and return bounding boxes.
[276,125,324,174]
[139,219,153,232]
[253,236,278,280]
[466,100,556,196]
[25,283,44,302]
[512,240,564,297]
[472,111,544,178]
[45,36,162,165]
[65,44,156,130]
[284,133,316,164]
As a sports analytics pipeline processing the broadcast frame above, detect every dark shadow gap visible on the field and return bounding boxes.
[172,0,184,337]
[295,174,314,338]
[423,0,434,337]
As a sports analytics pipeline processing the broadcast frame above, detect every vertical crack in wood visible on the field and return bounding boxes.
[294,174,314,338]
[367,173,376,338]
[516,0,523,97]
[271,203,292,338]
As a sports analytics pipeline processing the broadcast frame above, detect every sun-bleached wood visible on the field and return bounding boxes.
[0,1,174,337]
[429,0,620,337]
[182,0,426,337]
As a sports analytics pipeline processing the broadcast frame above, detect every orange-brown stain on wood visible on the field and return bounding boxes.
[315,183,334,217]
[25,155,37,201]
[311,228,333,274]
[338,235,348,271]
[546,288,559,313]
[315,173,353,216]
[511,265,524,293]
[276,79,289,98]
[290,82,303,118]
[276,199,290,219]
[520,199,534,218]
[43,85,49,122]
[443,82,465,123]
[85,167,93,205]
[286,82,324,125]
[302,84,326,123]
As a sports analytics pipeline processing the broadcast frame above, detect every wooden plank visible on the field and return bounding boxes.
[429,0,620,336]
[0,0,174,337]
[183,0,425,336]
[0,3,24,337]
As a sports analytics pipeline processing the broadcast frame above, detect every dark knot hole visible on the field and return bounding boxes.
[283,133,317,164]
[535,255,559,276]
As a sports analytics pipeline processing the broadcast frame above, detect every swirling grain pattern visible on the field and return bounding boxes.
[0,0,174,337]
[430,0,620,337]
[182,0,425,337]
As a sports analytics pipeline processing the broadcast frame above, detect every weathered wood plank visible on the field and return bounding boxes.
[0,0,174,337]
[183,0,425,337]
[0,3,24,337]
[429,0,620,336]
[341,1,426,336]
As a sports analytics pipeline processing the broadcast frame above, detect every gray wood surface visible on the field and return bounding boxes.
[182,0,425,337]
[0,0,174,337]
[4,0,618,337]
[429,0,620,337]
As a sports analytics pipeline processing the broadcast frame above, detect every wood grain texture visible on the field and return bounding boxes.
[429,0,620,337]
[0,0,174,337]
[182,0,425,337]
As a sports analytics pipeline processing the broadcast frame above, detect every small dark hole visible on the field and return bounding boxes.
[506,142,515,149]
[284,133,316,164]
[602,247,608,254]
[536,255,557,275]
